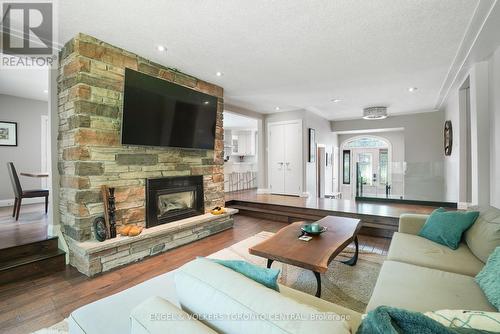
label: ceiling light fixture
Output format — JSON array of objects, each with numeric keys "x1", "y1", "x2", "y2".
[
  {"x1": 363, "y1": 106, "x2": 388, "y2": 120},
  {"x1": 157, "y1": 45, "x2": 166, "y2": 52},
  {"x1": 275, "y1": 106, "x2": 280, "y2": 111},
  {"x1": 43, "y1": 89, "x2": 48, "y2": 93},
  {"x1": 331, "y1": 99, "x2": 342, "y2": 103},
  {"x1": 215, "y1": 71, "x2": 223, "y2": 77},
  {"x1": 408, "y1": 87, "x2": 418, "y2": 92}
]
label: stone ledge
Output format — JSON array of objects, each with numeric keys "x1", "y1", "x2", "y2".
[
  {"x1": 71, "y1": 208, "x2": 238, "y2": 255},
  {"x1": 67, "y1": 208, "x2": 238, "y2": 276}
]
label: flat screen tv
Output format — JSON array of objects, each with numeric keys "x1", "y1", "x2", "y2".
[{"x1": 121, "y1": 68, "x2": 218, "y2": 150}]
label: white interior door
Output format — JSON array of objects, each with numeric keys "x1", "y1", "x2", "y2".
[
  {"x1": 283, "y1": 121, "x2": 302, "y2": 196},
  {"x1": 268, "y1": 123, "x2": 285, "y2": 194}
]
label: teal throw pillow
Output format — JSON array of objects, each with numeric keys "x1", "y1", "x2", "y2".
[
  {"x1": 475, "y1": 247, "x2": 500, "y2": 311},
  {"x1": 208, "y1": 258, "x2": 280, "y2": 291},
  {"x1": 418, "y1": 208, "x2": 479, "y2": 250}
]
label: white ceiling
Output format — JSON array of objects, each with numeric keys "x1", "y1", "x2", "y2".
[
  {"x1": 0, "y1": 60, "x2": 49, "y2": 101},
  {"x1": 53, "y1": 1, "x2": 480, "y2": 120},
  {"x1": 223, "y1": 111, "x2": 258, "y2": 130}
]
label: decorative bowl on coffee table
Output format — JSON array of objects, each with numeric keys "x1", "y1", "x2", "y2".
[{"x1": 301, "y1": 223, "x2": 327, "y2": 235}]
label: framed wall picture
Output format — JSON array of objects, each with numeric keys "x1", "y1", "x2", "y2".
[
  {"x1": 0, "y1": 121, "x2": 17, "y2": 146},
  {"x1": 308, "y1": 128, "x2": 316, "y2": 162}
]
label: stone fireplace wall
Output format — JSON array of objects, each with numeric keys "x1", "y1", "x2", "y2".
[{"x1": 57, "y1": 34, "x2": 225, "y2": 245}]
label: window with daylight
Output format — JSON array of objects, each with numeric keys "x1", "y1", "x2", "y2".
[
  {"x1": 343, "y1": 150, "x2": 350, "y2": 184},
  {"x1": 358, "y1": 153, "x2": 373, "y2": 186},
  {"x1": 344, "y1": 137, "x2": 388, "y2": 149},
  {"x1": 379, "y1": 149, "x2": 388, "y2": 185}
]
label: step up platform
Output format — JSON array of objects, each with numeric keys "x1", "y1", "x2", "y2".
[{"x1": 0, "y1": 236, "x2": 66, "y2": 284}]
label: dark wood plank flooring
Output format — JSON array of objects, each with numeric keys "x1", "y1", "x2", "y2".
[
  {"x1": 226, "y1": 190, "x2": 439, "y2": 218},
  {"x1": 0, "y1": 204, "x2": 49, "y2": 250},
  {"x1": 0, "y1": 215, "x2": 389, "y2": 334}
]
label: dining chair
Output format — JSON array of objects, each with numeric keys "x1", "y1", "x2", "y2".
[{"x1": 7, "y1": 162, "x2": 49, "y2": 221}]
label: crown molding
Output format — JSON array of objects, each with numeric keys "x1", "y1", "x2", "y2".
[{"x1": 435, "y1": 0, "x2": 498, "y2": 109}]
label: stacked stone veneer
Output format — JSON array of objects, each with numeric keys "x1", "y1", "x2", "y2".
[{"x1": 58, "y1": 34, "x2": 227, "y2": 275}]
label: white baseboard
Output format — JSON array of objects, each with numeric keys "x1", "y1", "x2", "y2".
[
  {"x1": 256, "y1": 188, "x2": 270, "y2": 194},
  {"x1": 300, "y1": 192, "x2": 310, "y2": 198},
  {"x1": 0, "y1": 197, "x2": 45, "y2": 207}
]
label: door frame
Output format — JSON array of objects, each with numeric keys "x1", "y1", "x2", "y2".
[
  {"x1": 266, "y1": 119, "x2": 303, "y2": 195},
  {"x1": 339, "y1": 135, "x2": 393, "y2": 199},
  {"x1": 41, "y1": 114, "x2": 50, "y2": 189}
]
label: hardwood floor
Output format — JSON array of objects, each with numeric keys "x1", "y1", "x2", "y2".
[
  {"x1": 0, "y1": 214, "x2": 389, "y2": 334},
  {"x1": 0, "y1": 204, "x2": 48, "y2": 250},
  {"x1": 226, "y1": 190, "x2": 439, "y2": 218}
]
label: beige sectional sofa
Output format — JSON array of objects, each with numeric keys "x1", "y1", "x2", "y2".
[
  {"x1": 367, "y1": 207, "x2": 500, "y2": 313},
  {"x1": 68, "y1": 206, "x2": 500, "y2": 333}
]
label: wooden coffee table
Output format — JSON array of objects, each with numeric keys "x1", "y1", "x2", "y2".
[{"x1": 249, "y1": 216, "x2": 362, "y2": 297}]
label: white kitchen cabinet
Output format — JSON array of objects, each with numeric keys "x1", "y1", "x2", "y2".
[{"x1": 231, "y1": 130, "x2": 255, "y2": 156}]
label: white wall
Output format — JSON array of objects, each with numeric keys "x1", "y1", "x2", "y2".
[
  {"x1": 265, "y1": 109, "x2": 338, "y2": 196},
  {"x1": 442, "y1": 54, "x2": 497, "y2": 207},
  {"x1": 0, "y1": 94, "x2": 48, "y2": 201},
  {"x1": 304, "y1": 111, "x2": 338, "y2": 197},
  {"x1": 332, "y1": 111, "x2": 445, "y2": 201},
  {"x1": 490, "y1": 47, "x2": 500, "y2": 208}
]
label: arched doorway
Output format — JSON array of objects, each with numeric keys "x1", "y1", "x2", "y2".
[{"x1": 340, "y1": 136, "x2": 393, "y2": 199}]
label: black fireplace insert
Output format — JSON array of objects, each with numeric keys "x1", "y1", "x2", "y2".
[{"x1": 146, "y1": 175, "x2": 204, "y2": 228}]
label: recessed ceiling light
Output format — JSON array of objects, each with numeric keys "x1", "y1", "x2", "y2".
[
  {"x1": 43, "y1": 89, "x2": 48, "y2": 93},
  {"x1": 157, "y1": 45, "x2": 166, "y2": 52},
  {"x1": 275, "y1": 106, "x2": 280, "y2": 111},
  {"x1": 215, "y1": 71, "x2": 223, "y2": 77},
  {"x1": 408, "y1": 87, "x2": 418, "y2": 92},
  {"x1": 331, "y1": 99, "x2": 342, "y2": 103}
]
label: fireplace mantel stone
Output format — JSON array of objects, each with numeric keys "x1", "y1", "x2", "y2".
[
  {"x1": 57, "y1": 33, "x2": 226, "y2": 275},
  {"x1": 68, "y1": 208, "x2": 238, "y2": 276}
]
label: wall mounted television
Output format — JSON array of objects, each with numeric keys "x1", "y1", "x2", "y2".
[{"x1": 121, "y1": 68, "x2": 218, "y2": 150}]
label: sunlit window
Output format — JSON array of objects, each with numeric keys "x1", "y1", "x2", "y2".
[
  {"x1": 379, "y1": 149, "x2": 388, "y2": 185},
  {"x1": 345, "y1": 137, "x2": 388, "y2": 149},
  {"x1": 358, "y1": 153, "x2": 372, "y2": 186}
]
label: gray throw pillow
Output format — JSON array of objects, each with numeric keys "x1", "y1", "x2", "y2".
[{"x1": 465, "y1": 206, "x2": 500, "y2": 263}]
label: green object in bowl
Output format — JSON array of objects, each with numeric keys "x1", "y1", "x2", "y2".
[{"x1": 301, "y1": 223, "x2": 327, "y2": 235}]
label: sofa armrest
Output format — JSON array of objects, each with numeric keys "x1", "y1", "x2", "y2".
[
  {"x1": 130, "y1": 296, "x2": 217, "y2": 334},
  {"x1": 398, "y1": 214, "x2": 429, "y2": 235}
]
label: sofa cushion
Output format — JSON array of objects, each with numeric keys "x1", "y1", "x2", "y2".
[
  {"x1": 209, "y1": 258, "x2": 280, "y2": 291},
  {"x1": 424, "y1": 309, "x2": 500, "y2": 331},
  {"x1": 387, "y1": 232, "x2": 484, "y2": 276},
  {"x1": 279, "y1": 284, "x2": 363, "y2": 332},
  {"x1": 69, "y1": 272, "x2": 178, "y2": 334},
  {"x1": 175, "y1": 258, "x2": 351, "y2": 334},
  {"x1": 475, "y1": 247, "x2": 500, "y2": 311},
  {"x1": 465, "y1": 206, "x2": 500, "y2": 263},
  {"x1": 130, "y1": 296, "x2": 217, "y2": 334},
  {"x1": 418, "y1": 208, "x2": 479, "y2": 250},
  {"x1": 366, "y1": 261, "x2": 496, "y2": 313}
]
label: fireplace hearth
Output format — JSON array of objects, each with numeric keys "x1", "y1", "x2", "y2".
[{"x1": 146, "y1": 176, "x2": 204, "y2": 228}]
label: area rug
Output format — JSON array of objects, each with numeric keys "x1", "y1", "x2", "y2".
[
  {"x1": 208, "y1": 231, "x2": 385, "y2": 313},
  {"x1": 32, "y1": 319, "x2": 68, "y2": 334}
]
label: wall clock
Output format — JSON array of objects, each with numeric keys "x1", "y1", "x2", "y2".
[{"x1": 444, "y1": 120, "x2": 453, "y2": 156}]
